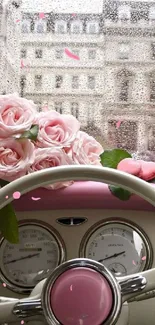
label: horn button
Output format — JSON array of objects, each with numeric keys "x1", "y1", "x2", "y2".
[{"x1": 49, "y1": 267, "x2": 114, "y2": 325}]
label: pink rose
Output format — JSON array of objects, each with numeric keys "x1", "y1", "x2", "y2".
[
  {"x1": 0, "y1": 93, "x2": 37, "y2": 138},
  {"x1": 0, "y1": 138, "x2": 35, "y2": 182},
  {"x1": 29, "y1": 147, "x2": 74, "y2": 189},
  {"x1": 35, "y1": 111, "x2": 80, "y2": 148},
  {"x1": 117, "y1": 158, "x2": 155, "y2": 181},
  {"x1": 67, "y1": 131, "x2": 103, "y2": 165}
]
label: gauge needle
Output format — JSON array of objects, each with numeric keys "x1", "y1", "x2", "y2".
[
  {"x1": 4, "y1": 253, "x2": 40, "y2": 264},
  {"x1": 98, "y1": 251, "x2": 125, "y2": 263}
]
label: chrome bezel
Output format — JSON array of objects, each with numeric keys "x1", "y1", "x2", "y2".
[
  {"x1": 79, "y1": 218, "x2": 153, "y2": 274},
  {"x1": 42, "y1": 258, "x2": 122, "y2": 325},
  {"x1": 0, "y1": 219, "x2": 66, "y2": 294}
]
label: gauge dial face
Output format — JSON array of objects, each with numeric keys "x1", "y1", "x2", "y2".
[
  {"x1": 82, "y1": 222, "x2": 151, "y2": 276},
  {"x1": 0, "y1": 223, "x2": 64, "y2": 291}
]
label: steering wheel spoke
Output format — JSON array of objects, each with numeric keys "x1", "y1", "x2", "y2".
[{"x1": 118, "y1": 268, "x2": 155, "y2": 303}]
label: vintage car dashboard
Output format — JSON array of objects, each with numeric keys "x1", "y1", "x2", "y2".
[{"x1": 0, "y1": 181, "x2": 155, "y2": 325}]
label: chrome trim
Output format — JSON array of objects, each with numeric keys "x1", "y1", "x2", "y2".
[
  {"x1": 41, "y1": 258, "x2": 122, "y2": 325},
  {"x1": 79, "y1": 219, "x2": 153, "y2": 274},
  {"x1": 118, "y1": 274, "x2": 147, "y2": 296},
  {"x1": 56, "y1": 217, "x2": 88, "y2": 226},
  {"x1": 0, "y1": 219, "x2": 66, "y2": 294},
  {"x1": 117, "y1": 273, "x2": 148, "y2": 303},
  {"x1": 13, "y1": 298, "x2": 44, "y2": 321}
]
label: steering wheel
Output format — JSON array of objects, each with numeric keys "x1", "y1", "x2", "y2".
[{"x1": 0, "y1": 165, "x2": 155, "y2": 325}]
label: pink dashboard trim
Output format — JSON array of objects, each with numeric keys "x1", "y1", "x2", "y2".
[{"x1": 13, "y1": 181, "x2": 155, "y2": 211}]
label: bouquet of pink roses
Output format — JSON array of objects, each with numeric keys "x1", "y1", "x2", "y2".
[
  {"x1": 0, "y1": 93, "x2": 103, "y2": 190},
  {"x1": 0, "y1": 93, "x2": 155, "y2": 243}
]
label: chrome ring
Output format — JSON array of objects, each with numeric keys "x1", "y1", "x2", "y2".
[
  {"x1": 79, "y1": 218, "x2": 153, "y2": 275},
  {"x1": 0, "y1": 220, "x2": 66, "y2": 294},
  {"x1": 41, "y1": 258, "x2": 122, "y2": 325}
]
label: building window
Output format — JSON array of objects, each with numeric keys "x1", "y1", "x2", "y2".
[
  {"x1": 131, "y1": 9, "x2": 148, "y2": 23},
  {"x1": 151, "y1": 43, "x2": 155, "y2": 59},
  {"x1": 35, "y1": 75, "x2": 42, "y2": 90},
  {"x1": 55, "y1": 76, "x2": 63, "y2": 88},
  {"x1": 21, "y1": 21, "x2": 30, "y2": 33},
  {"x1": 118, "y1": 42, "x2": 130, "y2": 59},
  {"x1": 71, "y1": 102, "x2": 79, "y2": 118},
  {"x1": 150, "y1": 78, "x2": 155, "y2": 102},
  {"x1": 55, "y1": 49, "x2": 63, "y2": 59},
  {"x1": 86, "y1": 22, "x2": 99, "y2": 34},
  {"x1": 108, "y1": 120, "x2": 137, "y2": 151},
  {"x1": 35, "y1": 21, "x2": 46, "y2": 33},
  {"x1": 88, "y1": 49, "x2": 96, "y2": 60},
  {"x1": 35, "y1": 49, "x2": 43, "y2": 58},
  {"x1": 148, "y1": 125, "x2": 155, "y2": 151},
  {"x1": 149, "y1": 7, "x2": 155, "y2": 21},
  {"x1": 72, "y1": 76, "x2": 79, "y2": 89},
  {"x1": 35, "y1": 101, "x2": 42, "y2": 112},
  {"x1": 72, "y1": 49, "x2": 80, "y2": 57},
  {"x1": 55, "y1": 102, "x2": 62, "y2": 113},
  {"x1": 105, "y1": 2, "x2": 118, "y2": 22},
  {"x1": 21, "y1": 49, "x2": 27, "y2": 58},
  {"x1": 55, "y1": 21, "x2": 67, "y2": 33},
  {"x1": 20, "y1": 76, "x2": 26, "y2": 97},
  {"x1": 117, "y1": 70, "x2": 132, "y2": 102},
  {"x1": 88, "y1": 76, "x2": 95, "y2": 90},
  {"x1": 118, "y1": 6, "x2": 131, "y2": 21},
  {"x1": 71, "y1": 21, "x2": 83, "y2": 34},
  {"x1": 119, "y1": 80, "x2": 129, "y2": 101}
]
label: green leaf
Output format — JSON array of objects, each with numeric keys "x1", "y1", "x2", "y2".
[
  {"x1": 0, "y1": 179, "x2": 10, "y2": 187},
  {"x1": 20, "y1": 124, "x2": 39, "y2": 141},
  {"x1": 109, "y1": 185, "x2": 132, "y2": 201},
  {"x1": 0, "y1": 204, "x2": 19, "y2": 243},
  {"x1": 100, "y1": 149, "x2": 132, "y2": 169},
  {"x1": 149, "y1": 178, "x2": 155, "y2": 184}
]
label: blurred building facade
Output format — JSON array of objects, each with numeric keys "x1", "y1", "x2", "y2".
[
  {"x1": 1, "y1": 0, "x2": 155, "y2": 153},
  {"x1": 0, "y1": 0, "x2": 21, "y2": 95}
]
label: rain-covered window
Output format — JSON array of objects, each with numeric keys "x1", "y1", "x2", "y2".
[
  {"x1": 72, "y1": 76, "x2": 79, "y2": 89},
  {"x1": 118, "y1": 5, "x2": 131, "y2": 21},
  {"x1": 150, "y1": 73, "x2": 155, "y2": 102},
  {"x1": 55, "y1": 49, "x2": 63, "y2": 59},
  {"x1": 21, "y1": 49, "x2": 27, "y2": 58},
  {"x1": 118, "y1": 42, "x2": 130, "y2": 60},
  {"x1": 55, "y1": 20, "x2": 67, "y2": 33},
  {"x1": 71, "y1": 21, "x2": 83, "y2": 34},
  {"x1": 55, "y1": 102, "x2": 63, "y2": 114},
  {"x1": 1, "y1": 0, "x2": 155, "y2": 157},
  {"x1": 35, "y1": 21, "x2": 46, "y2": 33},
  {"x1": 34, "y1": 75, "x2": 42, "y2": 90},
  {"x1": 21, "y1": 20, "x2": 30, "y2": 33},
  {"x1": 55, "y1": 75, "x2": 63, "y2": 88},
  {"x1": 117, "y1": 70, "x2": 132, "y2": 102},
  {"x1": 88, "y1": 76, "x2": 95, "y2": 89},
  {"x1": 86, "y1": 21, "x2": 99, "y2": 34},
  {"x1": 88, "y1": 49, "x2": 96, "y2": 60},
  {"x1": 149, "y1": 6, "x2": 155, "y2": 21},
  {"x1": 148, "y1": 125, "x2": 155, "y2": 151},
  {"x1": 71, "y1": 102, "x2": 79, "y2": 118},
  {"x1": 151, "y1": 43, "x2": 155, "y2": 59},
  {"x1": 35, "y1": 49, "x2": 42, "y2": 58}
]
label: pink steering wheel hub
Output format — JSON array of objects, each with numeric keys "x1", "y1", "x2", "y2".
[{"x1": 50, "y1": 267, "x2": 113, "y2": 325}]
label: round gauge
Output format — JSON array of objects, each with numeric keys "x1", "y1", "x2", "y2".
[
  {"x1": 0, "y1": 221, "x2": 65, "y2": 293},
  {"x1": 80, "y1": 220, "x2": 152, "y2": 276}
]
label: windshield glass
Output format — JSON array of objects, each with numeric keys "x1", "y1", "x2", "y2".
[{"x1": 1, "y1": 0, "x2": 155, "y2": 160}]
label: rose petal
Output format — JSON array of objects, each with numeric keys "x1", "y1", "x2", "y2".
[{"x1": 117, "y1": 158, "x2": 141, "y2": 176}]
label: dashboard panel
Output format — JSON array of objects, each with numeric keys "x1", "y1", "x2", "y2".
[{"x1": 0, "y1": 208, "x2": 155, "y2": 325}]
